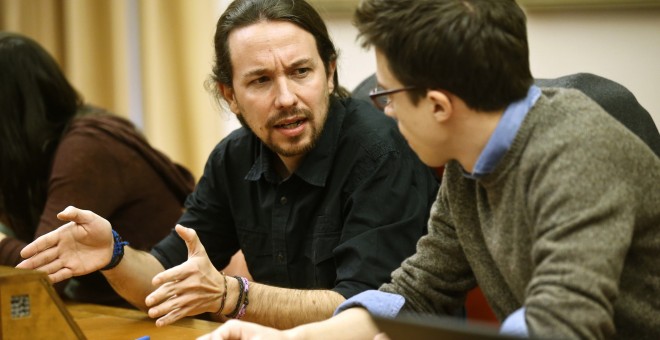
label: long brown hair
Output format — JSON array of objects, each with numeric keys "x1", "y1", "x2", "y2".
[{"x1": 0, "y1": 32, "x2": 83, "y2": 240}]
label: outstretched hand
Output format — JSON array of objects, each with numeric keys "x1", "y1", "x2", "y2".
[
  {"x1": 197, "y1": 320, "x2": 291, "y2": 340},
  {"x1": 16, "y1": 206, "x2": 115, "y2": 283},
  {"x1": 145, "y1": 225, "x2": 226, "y2": 327}
]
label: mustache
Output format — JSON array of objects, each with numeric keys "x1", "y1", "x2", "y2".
[{"x1": 267, "y1": 107, "x2": 313, "y2": 127}]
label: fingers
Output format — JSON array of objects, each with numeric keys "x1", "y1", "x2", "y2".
[
  {"x1": 197, "y1": 320, "x2": 243, "y2": 340},
  {"x1": 149, "y1": 285, "x2": 195, "y2": 326},
  {"x1": 151, "y1": 260, "x2": 189, "y2": 288},
  {"x1": 198, "y1": 320, "x2": 281, "y2": 340},
  {"x1": 146, "y1": 280, "x2": 179, "y2": 309},
  {"x1": 155, "y1": 306, "x2": 185, "y2": 327},
  {"x1": 19, "y1": 222, "x2": 73, "y2": 259},
  {"x1": 17, "y1": 251, "x2": 74, "y2": 284}
]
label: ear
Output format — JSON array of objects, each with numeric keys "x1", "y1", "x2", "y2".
[
  {"x1": 326, "y1": 60, "x2": 337, "y2": 93},
  {"x1": 219, "y1": 83, "x2": 240, "y2": 114},
  {"x1": 427, "y1": 90, "x2": 452, "y2": 123}
]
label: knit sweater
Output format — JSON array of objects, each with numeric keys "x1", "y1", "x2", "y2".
[{"x1": 381, "y1": 88, "x2": 660, "y2": 339}]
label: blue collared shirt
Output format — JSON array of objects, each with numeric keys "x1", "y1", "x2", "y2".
[
  {"x1": 334, "y1": 86, "x2": 542, "y2": 337},
  {"x1": 468, "y1": 85, "x2": 541, "y2": 178}
]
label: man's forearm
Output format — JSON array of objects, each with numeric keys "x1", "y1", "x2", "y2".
[
  {"x1": 101, "y1": 247, "x2": 165, "y2": 310},
  {"x1": 217, "y1": 278, "x2": 346, "y2": 329}
]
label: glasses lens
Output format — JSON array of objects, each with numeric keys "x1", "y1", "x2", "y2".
[
  {"x1": 370, "y1": 87, "x2": 389, "y2": 110},
  {"x1": 374, "y1": 95, "x2": 389, "y2": 109}
]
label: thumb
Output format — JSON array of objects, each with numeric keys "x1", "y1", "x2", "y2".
[
  {"x1": 175, "y1": 225, "x2": 205, "y2": 257},
  {"x1": 57, "y1": 205, "x2": 81, "y2": 222},
  {"x1": 57, "y1": 205, "x2": 94, "y2": 225}
]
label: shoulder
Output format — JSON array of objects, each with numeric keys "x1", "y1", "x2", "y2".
[
  {"x1": 205, "y1": 126, "x2": 257, "y2": 170},
  {"x1": 516, "y1": 89, "x2": 657, "y2": 174},
  {"x1": 536, "y1": 74, "x2": 660, "y2": 157},
  {"x1": 335, "y1": 97, "x2": 408, "y2": 161}
]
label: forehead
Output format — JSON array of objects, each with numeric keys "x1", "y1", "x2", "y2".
[{"x1": 228, "y1": 21, "x2": 319, "y2": 74}]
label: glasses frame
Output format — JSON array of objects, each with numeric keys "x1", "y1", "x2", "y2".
[{"x1": 369, "y1": 86, "x2": 417, "y2": 110}]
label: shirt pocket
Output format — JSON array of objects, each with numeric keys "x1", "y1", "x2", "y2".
[
  {"x1": 305, "y1": 215, "x2": 341, "y2": 287},
  {"x1": 235, "y1": 225, "x2": 272, "y2": 267}
]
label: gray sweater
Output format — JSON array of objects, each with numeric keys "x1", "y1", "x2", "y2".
[{"x1": 381, "y1": 88, "x2": 660, "y2": 339}]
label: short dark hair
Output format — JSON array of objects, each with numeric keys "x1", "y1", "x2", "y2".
[
  {"x1": 0, "y1": 31, "x2": 82, "y2": 237},
  {"x1": 354, "y1": 0, "x2": 533, "y2": 111},
  {"x1": 211, "y1": 0, "x2": 347, "y2": 98}
]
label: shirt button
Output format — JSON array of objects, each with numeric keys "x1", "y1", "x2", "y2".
[
  {"x1": 280, "y1": 196, "x2": 287, "y2": 205},
  {"x1": 277, "y1": 252, "x2": 285, "y2": 263}
]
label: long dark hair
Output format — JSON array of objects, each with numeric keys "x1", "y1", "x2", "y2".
[{"x1": 0, "y1": 32, "x2": 82, "y2": 240}]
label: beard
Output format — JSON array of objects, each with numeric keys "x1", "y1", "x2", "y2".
[{"x1": 237, "y1": 105, "x2": 328, "y2": 158}]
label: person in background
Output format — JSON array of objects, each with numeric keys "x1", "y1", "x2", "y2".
[
  {"x1": 197, "y1": 0, "x2": 660, "y2": 338},
  {"x1": 0, "y1": 31, "x2": 195, "y2": 306},
  {"x1": 17, "y1": 0, "x2": 438, "y2": 329}
]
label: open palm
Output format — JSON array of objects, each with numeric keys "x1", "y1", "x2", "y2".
[{"x1": 17, "y1": 206, "x2": 115, "y2": 283}]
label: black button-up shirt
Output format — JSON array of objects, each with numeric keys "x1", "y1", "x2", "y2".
[{"x1": 152, "y1": 97, "x2": 439, "y2": 298}]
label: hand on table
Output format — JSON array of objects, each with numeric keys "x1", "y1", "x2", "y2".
[
  {"x1": 16, "y1": 206, "x2": 114, "y2": 282},
  {"x1": 146, "y1": 225, "x2": 227, "y2": 327},
  {"x1": 197, "y1": 319, "x2": 291, "y2": 340}
]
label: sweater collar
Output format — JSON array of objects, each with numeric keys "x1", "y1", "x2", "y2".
[{"x1": 465, "y1": 85, "x2": 541, "y2": 179}]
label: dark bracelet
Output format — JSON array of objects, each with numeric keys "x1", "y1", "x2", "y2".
[
  {"x1": 100, "y1": 229, "x2": 129, "y2": 271},
  {"x1": 214, "y1": 271, "x2": 228, "y2": 317},
  {"x1": 225, "y1": 276, "x2": 247, "y2": 319},
  {"x1": 235, "y1": 276, "x2": 249, "y2": 319}
]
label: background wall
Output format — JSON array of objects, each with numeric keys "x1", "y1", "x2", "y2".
[{"x1": 323, "y1": 7, "x2": 660, "y2": 130}]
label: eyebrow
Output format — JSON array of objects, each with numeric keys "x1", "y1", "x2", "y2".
[{"x1": 240, "y1": 57, "x2": 315, "y2": 80}]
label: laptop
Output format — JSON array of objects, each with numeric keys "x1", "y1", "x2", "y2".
[{"x1": 372, "y1": 313, "x2": 521, "y2": 340}]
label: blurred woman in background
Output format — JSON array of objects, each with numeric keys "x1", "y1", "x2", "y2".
[{"x1": 0, "y1": 31, "x2": 195, "y2": 306}]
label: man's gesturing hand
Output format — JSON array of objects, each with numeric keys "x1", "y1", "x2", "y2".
[
  {"x1": 145, "y1": 225, "x2": 226, "y2": 327},
  {"x1": 17, "y1": 206, "x2": 115, "y2": 283}
]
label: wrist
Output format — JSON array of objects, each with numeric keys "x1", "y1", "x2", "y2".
[
  {"x1": 225, "y1": 276, "x2": 249, "y2": 319},
  {"x1": 100, "y1": 229, "x2": 129, "y2": 271}
]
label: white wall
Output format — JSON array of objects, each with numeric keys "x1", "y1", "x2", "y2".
[
  {"x1": 323, "y1": 8, "x2": 660, "y2": 130},
  {"x1": 527, "y1": 8, "x2": 660, "y2": 129}
]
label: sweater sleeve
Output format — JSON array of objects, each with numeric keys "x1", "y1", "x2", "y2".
[{"x1": 379, "y1": 182, "x2": 475, "y2": 316}]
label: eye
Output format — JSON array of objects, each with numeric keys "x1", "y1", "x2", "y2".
[
  {"x1": 250, "y1": 76, "x2": 270, "y2": 85},
  {"x1": 293, "y1": 68, "x2": 310, "y2": 77}
]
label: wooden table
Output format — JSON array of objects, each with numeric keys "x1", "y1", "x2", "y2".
[{"x1": 68, "y1": 303, "x2": 220, "y2": 339}]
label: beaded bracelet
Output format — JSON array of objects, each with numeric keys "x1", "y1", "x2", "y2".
[
  {"x1": 235, "y1": 276, "x2": 249, "y2": 319},
  {"x1": 214, "y1": 272, "x2": 228, "y2": 316},
  {"x1": 100, "y1": 229, "x2": 129, "y2": 271},
  {"x1": 225, "y1": 276, "x2": 249, "y2": 319}
]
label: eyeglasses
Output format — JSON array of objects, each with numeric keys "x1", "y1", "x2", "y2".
[{"x1": 369, "y1": 86, "x2": 417, "y2": 110}]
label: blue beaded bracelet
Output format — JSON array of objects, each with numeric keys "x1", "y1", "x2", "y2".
[{"x1": 100, "y1": 229, "x2": 129, "y2": 271}]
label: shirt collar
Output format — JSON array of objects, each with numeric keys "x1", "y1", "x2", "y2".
[
  {"x1": 245, "y1": 97, "x2": 344, "y2": 186},
  {"x1": 466, "y1": 85, "x2": 541, "y2": 179}
]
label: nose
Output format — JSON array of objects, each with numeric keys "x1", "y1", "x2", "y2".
[{"x1": 274, "y1": 78, "x2": 298, "y2": 109}]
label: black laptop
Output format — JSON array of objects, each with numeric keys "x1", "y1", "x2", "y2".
[{"x1": 372, "y1": 313, "x2": 522, "y2": 340}]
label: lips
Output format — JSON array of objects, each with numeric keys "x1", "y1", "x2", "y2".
[
  {"x1": 274, "y1": 117, "x2": 307, "y2": 129},
  {"x1": 275, "y1": 119, "x2": 305, "y2": 129},
  {"x1": 271, "y1": 115, "x2": 307, "y2": 138}
]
